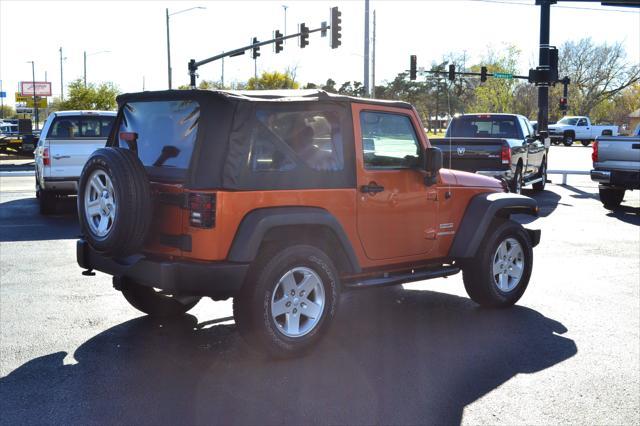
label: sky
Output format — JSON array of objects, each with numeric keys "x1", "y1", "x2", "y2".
[{"x1": 0, "y1": 0, "x2": 638, "y2": 107}]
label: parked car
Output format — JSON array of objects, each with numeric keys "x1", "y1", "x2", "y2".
[
  {"x1": 590, "y1": 124, "x2": 640, "y2": 209},
  {"x1": 34, "y1": 110, "x2": 116, "y2": 214},
  {"x1": 431, "y1": 113, "x2": 548, "y2": 193},
  {"x1": 548, "y1": 116, "x2": 618, "y2": 147},
  {"x1": 76, "y1": 89, "x2": 541, "y2": 357}
]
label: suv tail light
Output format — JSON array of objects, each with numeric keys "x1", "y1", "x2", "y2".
[
  {"x1": 592, "y1": 141, "x2": 598, "y2": 163},
  {"x1": 501, "y1": 143, "x2": 511, "y2": 165},
  {"x1": 43, "y1": 147, "x2": 50, "y2": 166},
  {"x1": 189, "y1": 192, "x2": 216, "y2": 228}
]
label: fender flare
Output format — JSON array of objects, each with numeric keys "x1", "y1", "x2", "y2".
[
  {"x1": 227, "y1": 206, "x2": 361, "y2": 273},
  {"x1": 449, "y1": 192, "x2": 539, "y2": 259}
]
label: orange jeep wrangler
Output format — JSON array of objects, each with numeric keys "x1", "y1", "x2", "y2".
[{"x1": 76, "y1": 89, "x2": 540, "y2": 357}]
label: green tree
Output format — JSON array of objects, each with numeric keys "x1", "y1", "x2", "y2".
[
  {"x1": 469, "y1": 45, "x2": 521, "y2": 113},
  {"x1": 0, "y1": 105, "x2": 16, "y2": 119},
  {"x1": 246, "y1": 70, "x2": 299, "y2": 90},
  {"x1": 55, "y1": 79, "x2": 119, "y2": 111}
]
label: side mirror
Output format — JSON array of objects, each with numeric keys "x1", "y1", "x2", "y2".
[{"x1": 423, "y1": 147, "x2": 443, "y2": 186}]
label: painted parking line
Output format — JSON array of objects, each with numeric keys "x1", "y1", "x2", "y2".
[{"x1": 0, "y1": 171, "x2": 35, "y2": 177}]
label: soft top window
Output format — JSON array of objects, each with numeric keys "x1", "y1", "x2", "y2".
[
  {"x1": 446, "y1": 116, "x2": 521, "y2": 139},
  {"x1": 118, "y1": 100, "x2": 200, "y2": 181},
  {"x1": 47, "y1": 115, "x2": 114, "y2": 139}
]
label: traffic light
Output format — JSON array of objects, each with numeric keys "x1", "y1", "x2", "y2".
[
  {"x1": 448, "y1": 64, "x2": 455, "y2": 81},
  {"x1": 480, "y1": 66, "x2": 488, "y2": 82},
  {"x1": 331, "y1": 7, "x2": 342, "y2": 49},
  {"x1": 299, "y1": 23, "x2": 309, "y2": 48},
  {"x1": 549, "y1": 46, "x2": 559, "y2": 82},
  {"x1": 410, "y1": 55, "x2": 417, "y2": 80},
  {"x1": 274, "y1": 30, "x2": 283, "y2": 53},
  {"x1": 559, "y1": 97, "x2": 568, "y2": 111},
  {"x1": 252, "y1": 37, "x2": 260, "y2": 59}
]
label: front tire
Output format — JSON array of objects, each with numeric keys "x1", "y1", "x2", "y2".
[
  {"x1": 599, "y1": 186, "x2": 624, "y2": 209},
  {"x1": 510, "y1": 164, "x2": 523, "y2": 194},
  {"x1": 119, "y1": 278, "x2": 201, "y2": 317},
  {"x1": 462, "y1": 220, "x2": 533, "y2": 308},
  {"x1": 563, "y1": 134, "x2": 574, "y2": 146},
  {"x1": 233, "y1": 245, "x2": 340, "y2": 358}
]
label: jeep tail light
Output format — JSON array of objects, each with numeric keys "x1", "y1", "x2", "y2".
[
  {"x1": 43, "y1": 147, "x2": 50, "y2": 166},
  {"x1": 189, "y1": 192, "x2": 216, "y2": 228},
  {"x1": 501, "y1": 143, "x2": 511, "y2": 165},
  {"x1": 592, "y1": 141, "x2": 598, "y2": 163}
]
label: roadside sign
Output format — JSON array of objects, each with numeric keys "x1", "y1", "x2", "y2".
[
  {"x1": 20, "y1": 81, "x2": 52, "y2": 97},
  {"x1": 493, "y1": 72, "x2": 513, "y2": 79},
  {"x1": 15, "y1": 92, "x2": 47, "y2": 108},
  {"x1": 0, "y1": 91, "x2": 6, "y2": 98}
]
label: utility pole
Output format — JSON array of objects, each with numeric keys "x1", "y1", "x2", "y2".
[
  {"x1": 363, "y1": 0, "x2": 370, "y2": 96},
  {"x1": 59, "y1": 47, "x2": 65, "y2": 100},
  {"x1": 83, "y1": 51, "x2": 87, "y2": 87},
  {"x1": 166, "y1": 8, "x2": 172, "y2": 89},
  {"x1": 371, "y1": 10, "x2": 376, "y2": 98},
  {"x1": 282, "y1": 5, "x2": 288, "y2": 42},
  {"x1": 27, "y1": 61, "x2": 39, "y2": 130},
  {"x1": 221, "y1": 55, "x2": 225, "y2": 87}
]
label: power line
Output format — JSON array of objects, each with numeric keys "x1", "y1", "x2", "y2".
[{"x1": 469, "y1": 0, "x2": 640, "y2": 13}]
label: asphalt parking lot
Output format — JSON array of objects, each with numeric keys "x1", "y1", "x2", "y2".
[{"x1": 0, "y1": 145, "x2": 638, "y2": 425}]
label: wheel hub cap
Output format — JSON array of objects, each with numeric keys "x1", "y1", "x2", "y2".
[
  {"x1": 492, "y1": 238, "x2": 524, "y2": 293},
  {"x1": 84, "y1": 170, "x2": 116, "y2": 238},
  {"x1": 270, "y1": 267, "x2": 326, "y2": 338}
]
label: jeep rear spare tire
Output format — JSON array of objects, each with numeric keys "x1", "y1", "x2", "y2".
[{"x1": 78, "y1": 147, "x2": 152, "y2": 256}]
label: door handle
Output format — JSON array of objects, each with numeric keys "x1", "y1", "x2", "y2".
[
  {"x1": 360, "y1": 183, "x2": 385, "y2": 194},
  {"x1": 53, "y1": 155, "x2": 70, "y2": 160}
]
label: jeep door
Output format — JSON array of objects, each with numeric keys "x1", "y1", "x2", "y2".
[{"x1": 353, "y1": 105, "x2": 437, "y2": 260}]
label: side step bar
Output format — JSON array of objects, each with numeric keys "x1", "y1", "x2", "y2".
[{"x1": 344, "y1": 266, "x2": 460, "y2": 290}]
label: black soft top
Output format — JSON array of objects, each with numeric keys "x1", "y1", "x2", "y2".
[{"x1": 116, "y1": 89, "x2": 413, "y2": 110}]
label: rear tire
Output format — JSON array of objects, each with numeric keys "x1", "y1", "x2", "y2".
[
  {"x1": 599, "y1": 186, "x2": 624, "y2": 209},
  {"x1": 581, "y1": 140, "x2": 591, "y2": 147},
  {"x1": 462, "y1": 220, "x2": 533, "y2": 308},
  {"x1": 119, "y1": 278, "x2": 201, "y2": 318},
  {"x1": 233, "y1": 245, "x2": 340, "y2": 358},
  {"x1": 39, "y1": 190, "x2": 56, "y2": 215},
  {"x1": 510, "y1": 164, "x2": 523, "y2": 194}
]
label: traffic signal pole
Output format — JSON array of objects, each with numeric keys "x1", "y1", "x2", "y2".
[{"x1": 536, "y1": 0, "x2": 555, "y2": 142}]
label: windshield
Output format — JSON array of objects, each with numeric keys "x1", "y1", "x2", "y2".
[
  {"x1": 446, "y1": 115, "x2": 521, "y2": 138},
  {"x1": 118, "y1": 100, "x2": 200, "y2": 182},
  {"x1": 557, "y1": 117, "x2": 579, "y2": 125}
]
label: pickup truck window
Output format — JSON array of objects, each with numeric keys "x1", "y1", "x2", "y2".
[
  {"x1": 557, "y1": 117, "x2": 579, "y2": 125},
  {"x1": 577, "y1": 118, "x2": 588, "y2": 126},
  {"x1": 360, "y1": 111, "x2": 420, "y2": 169},
  {"x1": 47, "y1": 116, "x2": 115, "y2": 139},
  {"x1": 446, "y1": 115, "x2": 521, "y2": 139}
]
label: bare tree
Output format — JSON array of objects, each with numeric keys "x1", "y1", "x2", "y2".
[{"x1": 559, "y1": 38, "x2": 640, "y2": 117}]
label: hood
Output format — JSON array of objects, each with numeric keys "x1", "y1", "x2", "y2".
[{"x1": 447, "y1": 169, "x2": 505, "y2": 190}]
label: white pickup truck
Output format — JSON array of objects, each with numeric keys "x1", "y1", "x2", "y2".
[
  {"x1": 548, "y1": 116, "x2": 618, "y2": 147},
  {"x1": 35, "y1": 110, "x2": 116, "y2": 214},
  {"x1": 591, "y1": 124, "x2": 640, "y2": 209}
]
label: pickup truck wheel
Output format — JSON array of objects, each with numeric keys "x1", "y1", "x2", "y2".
[
  {"x1": 581, "y1": 140, "x2": 591, "y2": 147},
  {"x1": 233, "y1": 245, "x2": 339, "y2": 358},
  {"x1": 510, "y1": 165, "x2": 523, "y2": 194},
  {"x1": 462, "y1": 220, "x2": 533, "y2": 308},
  {"x1": 119, "y1": 278, "x2": 201, "y2": 318},
  {"x1": 563, "y1": 134, "x2": 574, "y2": 146},
  {"x1": 38, "y1": 190, "x2": 56, "y2": 215},
  {"x1": 599, "y1": 186, "x2": 625, "y2": 209},
  {"x1": 532, "y1": 160, "x2": 547, "y2": 191},
  {"x1": 78, "y1": 147, "x2": 152, "y2": 256}
]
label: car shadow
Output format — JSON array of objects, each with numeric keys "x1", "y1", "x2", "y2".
[
  {"x1": 606, "y1": 204, "x2": 640, "y2": 226},
  {"x1": 0, "y1": 288, "x2": 577, "y2": 425},
  {"x1": 515, "y1": 188, "x2": 561, "y2": 225},
  {"x1": 0, "y1": 197, "x2": 79, "y2": 242}
]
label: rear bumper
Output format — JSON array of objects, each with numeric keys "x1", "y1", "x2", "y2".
[
  {"x1": 43, "y1": 177, "x2": 79, "y2": 193},
  {"x1": 591, "y1": 169, "x2": 640, "y2": 189},
  {"x1": 77, "y1": 239, "x2": 249, "y2": 299}
]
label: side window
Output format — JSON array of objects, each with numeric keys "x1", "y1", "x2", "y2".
[
  {"x1": 248, "y1": 109, "x2": 344, "y2": 172},
  {"x1": 360, "y1": 111, "x2": 420, "y2": 169},
  {"x1": 519, "y1": 117, "x2": 531, "y2": 138},
  {"x1": 577, "y1": 118, "x2": 587, "y2": 126},
  {"x1": 48, "y1": 117, "x2": 80, "y2": 138}
]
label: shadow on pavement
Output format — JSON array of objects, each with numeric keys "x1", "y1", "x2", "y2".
[
  {"x1": 0, "y1": 197, "x2": 79, "y2": 242},
  {"x1": 607, "y1": 204, "x2": 640, "y2": 226},
  {"x1": 0, "y1": 288, "x2": 577, "y2": 425},
  {"x1": 562, "y1": 184, "x2": 598, "y2": 201},
  {"x1": 515, "y1": 188, "x2": 561, "y2": 225}
]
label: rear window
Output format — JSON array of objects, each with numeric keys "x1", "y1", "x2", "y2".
[
  {"x1": 47, "y1": 115, "x2": 114, "y2": 139},
  {"x1": 446, "y1": 115, "x2": 521, "y2": 139},
  {"x1": 118, "y1": 100, "x2": 200, "y2": 181}
]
